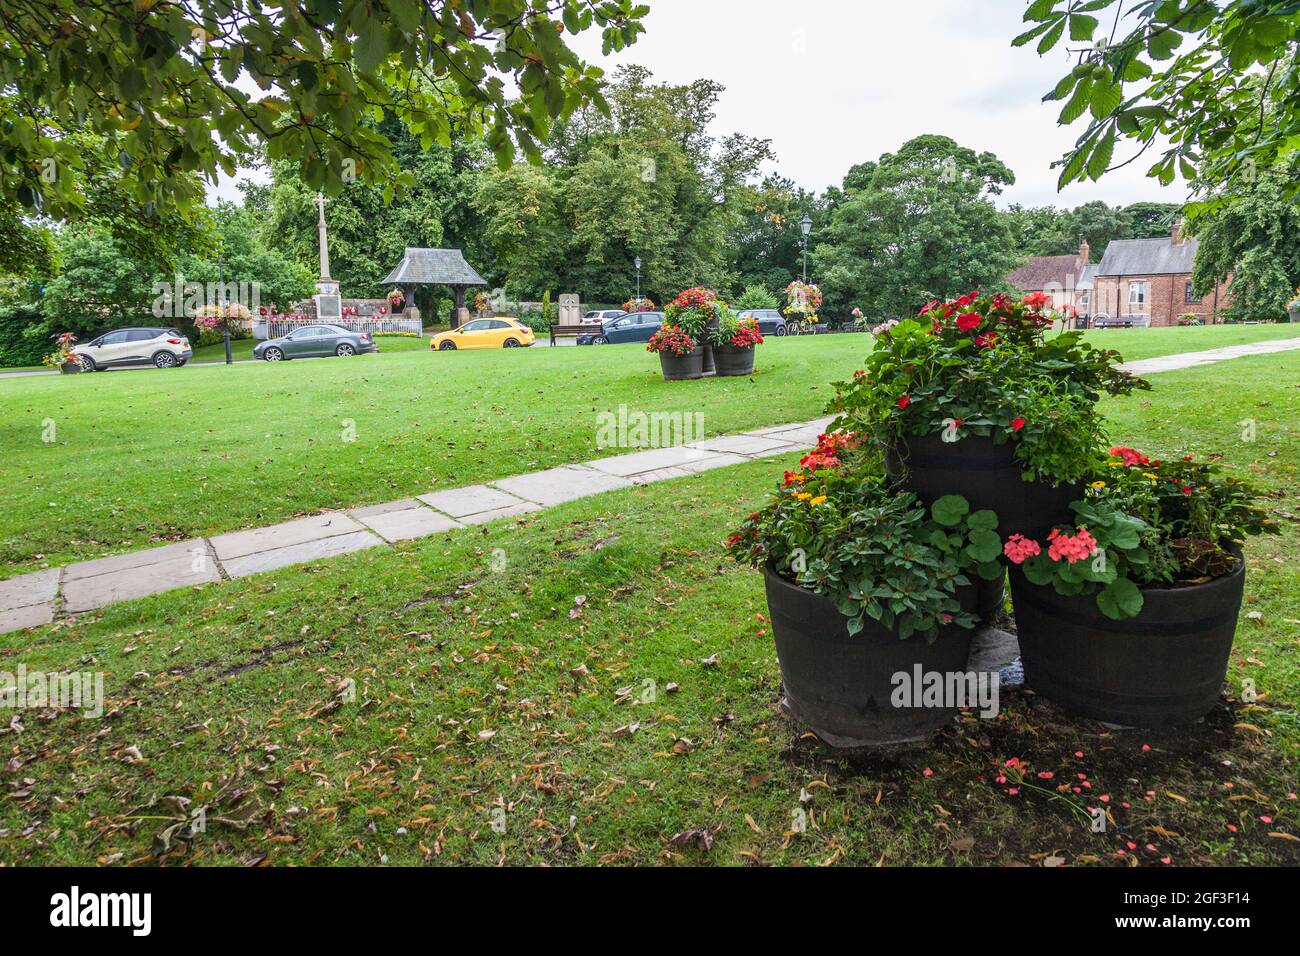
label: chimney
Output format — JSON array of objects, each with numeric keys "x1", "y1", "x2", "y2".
[
  {"x1": 1171, "y1": 219, "x2": 1185, "y2": 245},
  {"x1": 1079, "y1": 238, "x2": 1090, "y2": 263}
]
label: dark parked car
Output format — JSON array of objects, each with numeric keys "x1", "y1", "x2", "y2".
[
  {"x1": 737, "y1": 309, "x2": 789, "y2": 336},
  {"x1": 253, "y1": 324, "x2": 379, "y2": 362},
  {"x1": 577, "y1": 311, "x2": 664, "y2": 345}
]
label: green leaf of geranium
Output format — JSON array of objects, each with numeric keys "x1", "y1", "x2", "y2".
[
  {"x1": 1097, "y1": 578, "x2": 1143, "y2": 620},
  {"x1": 967, "y1": 510, "x2": 1000, "y2": 532},
  {"x1": 932, "y1": 495, "x2": 970, "y2": 527},
  {"x1": 965, "y1": 529, "x2": 1003, "y2": 563},
  {"x1": 1022, "y1": 556, "x2": 1054, "y2": 586},
  {"x1": 977, "y1": 561, "x2": 1005, "y2": 582}
]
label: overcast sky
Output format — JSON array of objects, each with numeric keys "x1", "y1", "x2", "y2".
[{"x1": 214, "y1": 0, "x2": 1188, "y2": 210}]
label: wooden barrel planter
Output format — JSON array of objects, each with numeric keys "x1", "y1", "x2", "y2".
[
  {"x1": 1008, "y1": 553, "x2": 1246, "y2": 726},
  {"x1": 60, "y1": 359, "x2": 82, "y2": 375},
  {"x1": 886, "y1": 433, "x2": 1078, "y2": 540},
  {"x1": 658, "y1": 347, "x2": 706, "y2": 381},
  {"x1": 764, "y1": 563, "x2": 977, "y2": 748},
  {"x1": 713, "y1": 344, "x2": 756, "y2": 377}
]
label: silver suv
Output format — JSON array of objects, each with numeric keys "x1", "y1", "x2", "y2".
[{"x1": 73, "y1": 328, "x2": 193, "y2": 371}]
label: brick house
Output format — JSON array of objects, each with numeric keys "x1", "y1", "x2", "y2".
[
  {"x1": 1091, "y1": 222, "x2": 1231, "y2": 326},
  {"x1": 1006, "y1": 240, "x2": 1094, "y2": 315}
]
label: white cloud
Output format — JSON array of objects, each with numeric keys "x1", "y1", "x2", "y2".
[{"x1": 570, "y1": 0, "x2": 1189, "y2": 209}]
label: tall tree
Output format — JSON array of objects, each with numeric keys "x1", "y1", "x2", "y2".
[
  {"x1": 0, "y1": 1, "x2": 646, "y2": 227},
  {"x1": 1190, "y1": 169, "x2": 1300, "y2": 322},
  {"x1": 1016, "y1": 0, "x2": 1298, "y2": 210},
  {"x1": 813, "y1": 135, "x2": 1018, "y2": 321},
  {"x1": 478, "y1": 66, "x2": 772, "y2": 304}
]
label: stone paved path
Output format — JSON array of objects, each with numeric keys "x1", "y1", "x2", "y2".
[
  {"x1": 0, "y1": 417, "x2": 833, "y2": 635},
  {"x1": 2, "y1": 336, "x2": 1298, "y2": 635}
]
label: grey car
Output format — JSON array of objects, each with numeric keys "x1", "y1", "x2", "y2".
[
  {"x1": 737, "y1": 309, "x2": 790, "y2": 336},
  {"x1": 253, "y1": 324, "x2": 379, "y2": 362}
]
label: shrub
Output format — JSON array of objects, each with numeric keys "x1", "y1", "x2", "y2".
[
  {"x1": 0, "y1": 303, "x2": 54, "y2": 368},
  {"x1": 734, "y1": 284, "x2": 778, "y2": 311}
]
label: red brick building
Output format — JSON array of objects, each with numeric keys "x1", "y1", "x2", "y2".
[
  {"x1": 1092, "y1": 223, "x2": 1231, "y2": 326},
  {"x1": 1006, "y1": 240, "x2": 1093, "y2": 315}
]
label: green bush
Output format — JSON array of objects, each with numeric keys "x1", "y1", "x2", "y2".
[
  {"x1": 0, "y1": 304, "x2": 54, "y2": 368},
  {"x1": 734, "y1": 284, "x2": 779, "y2": 311}
]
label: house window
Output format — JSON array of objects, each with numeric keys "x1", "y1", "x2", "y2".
[
  {"x1": 1128, "y1": 281, "x2": 1149, "y2": 307},
  {"x1": 1079, "y1": 292, "x2": 1090, "y2": 309},
  {"x1": 1185, "y1": 282, "x2": 1201, "y2": 304}
]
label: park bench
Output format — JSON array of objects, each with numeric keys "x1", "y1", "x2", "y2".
[{"x1": 549, "y1": 324, "x2": 592, "y2": 346}]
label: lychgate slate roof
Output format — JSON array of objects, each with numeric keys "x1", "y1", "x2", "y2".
[
  {"x1": 1096, "y1": 237, "x2": 1199, "y2": 277},
  {"x1": 1007, "y1": 254, "x2": 1086, "y2": 292},
  {"x1": 383, "y1": 248, "x2": 487, "y2": 286}
]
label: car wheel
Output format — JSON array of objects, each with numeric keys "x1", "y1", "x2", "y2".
[
  {"x1": 77, "y1": 354, "x2": 96, "y2": 372},
  {"x1": 336, "y1": 343, "x2": 356, "y2": 357},
  {"x1": 592, "y1": 335, "x2": 608, "y2": 345},
  {"x1": 775, "y1": 324, "x2": 788, "y2": 337},
  {"x1": 503, "y1": 338, "x2": 520, "y2": 348},
  {"x1": 264, "y1": 347, "x2": 284, "y2": 362},
  {"x1": 153, "y1": 351, "x2": 177, "y2": 369},
  {"x1": 439, "y1": 341, "x2": 457, "y2": 351}
]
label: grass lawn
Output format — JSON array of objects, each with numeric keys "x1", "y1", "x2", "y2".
[
  {"x1": 0, "y1": 350, "x2": 1296, "y2": 866},
  {"x1": 1079, "y1": 321, "x2": 1299, "y2": 361},
  {"x1": 1, "y1": 323, "x2": 1296, "y2": 582}
]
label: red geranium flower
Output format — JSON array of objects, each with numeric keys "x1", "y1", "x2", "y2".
[
  {"x1": 956, "y1": 313, "x2": 981, "y2": 333},
  {"x1": 1010, "y1": 417, "x2": 1026, "y2": 431},
  {"x1": 897, "y1": 394, "x2": 911, "y2": 411}
]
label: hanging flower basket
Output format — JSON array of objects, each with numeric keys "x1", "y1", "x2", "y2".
[
  {"x1": 387, "y1": 289, "x2": 406, "y2": 312},
  {"x1": 783, "y1": 280, "x2": 822, "y2": 329}
]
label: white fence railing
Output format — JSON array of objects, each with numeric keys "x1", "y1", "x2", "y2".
[{"x1": 253, "y1": 316, "x2": 424, "y2": 340}]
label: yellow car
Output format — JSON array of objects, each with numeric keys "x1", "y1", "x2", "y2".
[{"x1": 430, "y1": 318, "x2": 535, "y2": 351}]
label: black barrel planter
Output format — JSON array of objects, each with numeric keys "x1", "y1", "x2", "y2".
[
  {"x1": 1008, "y1": 552, "x2": 1246, "y2": 726},
  {"x1": 713, "y1": 344, "x2": 756, "y2": 377},
  {"x1": 658, "y1": 347, "x2": 706, "y2": 381},
  {"x1": 764, "y1": 563, "x2": 976, "y2": 748},
  {"x1": 886, "y1": 433, "x2": 1078, "y2": 540}
]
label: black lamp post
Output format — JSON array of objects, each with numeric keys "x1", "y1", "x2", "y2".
[
  {"x1": 634, "y1": 256, "x2": 642, "y2": 306},
  {"x1": 799, "y1": 215, "x2": 813, "y2": 282},
  {"x1": 217, "y1": 248, "x2": 232, "y2": 365}
]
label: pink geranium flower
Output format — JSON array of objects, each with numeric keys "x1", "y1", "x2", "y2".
[{"x1": 1003, "y1": 534, "x2": 1041, "y2": 565}]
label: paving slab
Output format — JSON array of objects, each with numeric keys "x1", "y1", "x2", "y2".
[
  {"x1": 748, "y1": 442, "x2": 802, "y2": 459},
  {"x1": 63, "y1": 539, "x2": 208, "y2": 582},
  {"x1": 418, "y1": 485, "x2": 526, "y2": 519},
  {"x1": 760, "y1": 426, "x2": 825, "y2": 448},
  {"x1": 583, "y1": 445, "x2": 719, "y2": 477},
  {"x1": 457, "y1": 502, "x2": 543, "y2": 526},
  {"x1": 678, "y1": 452, "x2": 750, "y2": 474},
  {"x1": 491, "y1": 466, "x2": 633, "y2": 507},
  {"x1": 687, "y1": 434, "x2": 796, "y2": 456},
  {"x1": 211, "y1": 513, "x2": 365, "y2": 561},
  {"x1": 62, "y1": 554, "x2": 221, "y2": 613},
  {"x1": 629, "y1": 466, "x2": 694, "y2": 486},
  {"x1": 348, "y1": 498, "x2": 424, "y2": 519},
  {"x1": 0, "y1": 568, "x2": 59, "y2": 612},
  {"x1": 355, "y1": 506, "x2": 462, "y2": 543},
  {"x1": 0, "y1": 603, "x2": 55, "y2": 634},
  {"x1": 221, "y1": 530, "x2": 383, "y2": 579}
]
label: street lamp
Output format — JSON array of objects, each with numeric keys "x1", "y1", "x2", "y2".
[
  {"x1": 799, "y1": 215, "x2": 813, "y2": 283},
  {"x1": 634, "y1": 256, "x2": 642, "y2": 306},
  {"x1": 217, "y1": 247, "x2": 232, "y2": 365}
]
